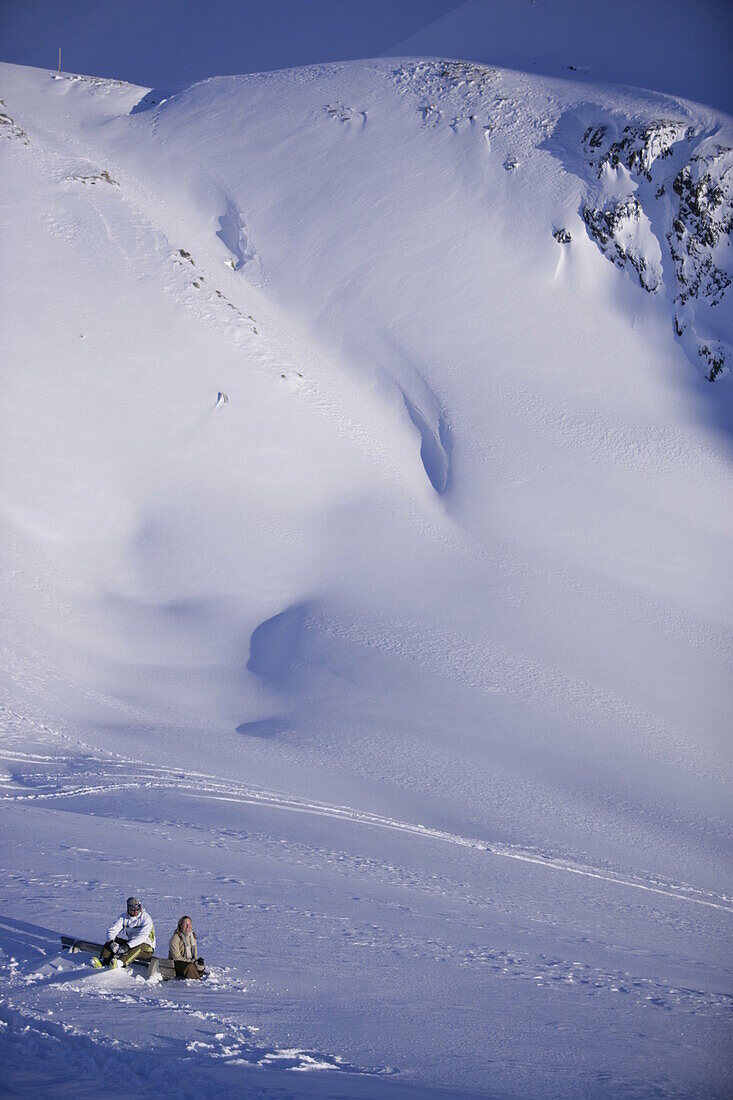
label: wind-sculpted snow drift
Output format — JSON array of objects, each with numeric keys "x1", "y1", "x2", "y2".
[{"x1": 0, "y1": 56, "x2": 732, "y2": 1098}]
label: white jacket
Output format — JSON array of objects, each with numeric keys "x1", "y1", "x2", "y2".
[{"x1": 107, "y1": 908, "x2": 156, "y2": 950}]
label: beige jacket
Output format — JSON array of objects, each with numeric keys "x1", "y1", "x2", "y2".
[{"x1": 168, "y1": 929, "x2": 197, "y2": 961}]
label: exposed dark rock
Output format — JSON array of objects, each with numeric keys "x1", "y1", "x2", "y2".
[
  {"x1": 667, "y1": 150, "x2": 732, "y2": 308},
  {"x1": 698, "y1": 342, "x2": 727, "y2": 381},
  {"x1": 436, "y1": 60, "x2": 496, "y2": 92},
  {"x1": 392, "y1": 60, "x2": 497, "y2": 132},
  {"x1": 553, "y1": 227, "x2": 572, "y2": 244},
  {"x1": 583, "y1": 120, "x2": 692, "y2": 181},
  {"x1": 583, "y1": 199, "x2": 661, "y2": 292},
  {"x1": 575, "y1": 113, "x2": 731, "y2": 379},
  {"x1": 582, "y1": 124, "x2": 607, "y2": 152},
  {"x1": 71, "y1": 169, "x2": 118, "y2": 186},
  {"x1": 325, "y1": 103, "x2": 365, "y2": 126},
  {"x1": 0, "y1": 110, "x2": 29, "y2": 144}
]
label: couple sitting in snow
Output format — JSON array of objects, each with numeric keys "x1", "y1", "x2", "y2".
[{"x1": 94, "y1": 896, "x2": 205, "y2": 980}]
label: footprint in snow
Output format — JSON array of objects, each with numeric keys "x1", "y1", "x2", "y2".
[{"x1": 280, "y1": 371, "x2": 305, "y2": 389}]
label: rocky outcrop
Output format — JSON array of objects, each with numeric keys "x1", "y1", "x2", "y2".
[
  {"x1": 69, "y1": 169, "x2": 118, "y2": 186},
  {"x1": 0, "y1": 103, "x2": 29, "y2": 145},
  {"x1": 391, "y1": 59, "x2": 498, "y2": 132},
  {"x1": 390, "y1": 62, "x2": 732, "y2": 382},
  {"x1": 574, "y1": 116, "x2": 732, "y2": 380},
  {"x1": 669, "y1": 149, "x2": 732, "y2": 309},
  {"x1": 583, "y1": 199, "x2": 662, "y2": 292},
  {"x1": 698, "y1": 342, "x2": 727, "y2": 382},
  {"x1": 583, "y1": 121, "x2": 692, "y2": 181}
]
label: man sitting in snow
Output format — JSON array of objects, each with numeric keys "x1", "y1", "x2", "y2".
[
  {"x1": 168, "y1": 914, "x2": 206, "y2": 979},
  {"x1": 92, "y1": 896, "x2": 156, "y2": 969}
]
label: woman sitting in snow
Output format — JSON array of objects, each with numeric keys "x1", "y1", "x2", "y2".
[{"x1": 169, "y1": 915, "x2": 206, "y2": 979}]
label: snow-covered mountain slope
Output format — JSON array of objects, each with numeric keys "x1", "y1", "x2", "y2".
[{"x1": 1, "y1": 58, "x2": 732, "y2": 1097}]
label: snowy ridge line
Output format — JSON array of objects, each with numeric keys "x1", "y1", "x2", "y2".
[{"x1": 3, "y1": 748, "x2": 731, "y2": 915}]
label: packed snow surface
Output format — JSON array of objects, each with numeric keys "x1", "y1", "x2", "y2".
[{"x1": 0, "y1": 56, "x2": 732, "y2": 1098}]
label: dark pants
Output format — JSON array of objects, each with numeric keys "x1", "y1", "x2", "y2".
[
  {"x1": 173, "y1": 957, "x2": 205, "y2": 980},
  {"x1": 100, "y1": 937, "x2": 154, "y2": 967}
]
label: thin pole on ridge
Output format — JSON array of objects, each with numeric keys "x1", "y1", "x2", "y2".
[{"x1": 57, "y1": 48, "x2": 62, "y2": 76}]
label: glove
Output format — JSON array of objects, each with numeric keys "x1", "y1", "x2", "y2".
[{"x1": 111, "y1": 941, "x2": 126, "y2": 956}]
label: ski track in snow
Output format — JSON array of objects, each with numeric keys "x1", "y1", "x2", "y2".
[
  {"x1": 1, "y1": 732, "x2": 731, "y2": 1095},
  {"x1": 1, "y1": 743, "x2": 730, "y2": 917}
]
